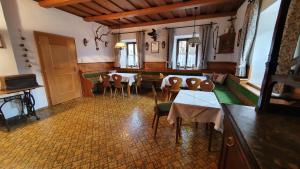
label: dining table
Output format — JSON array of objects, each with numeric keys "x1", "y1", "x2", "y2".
[
  {"x1": 100, "y1": 72, "x2": 137, "y2": 96},
  {"x1": 167, "y1": 90, "x2": 223, "y2": 151},
  {"x1": 160, "y1": 75, "x2": 207, "y2": 89}
]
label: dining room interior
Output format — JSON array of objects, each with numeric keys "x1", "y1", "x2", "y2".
[{"x1": 0, "y1": 0, "x2": 299, "y2": 168}]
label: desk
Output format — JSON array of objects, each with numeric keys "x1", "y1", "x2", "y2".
[
  {"x1": 0, "y1": 86, "x2": 41, "y2": 131},
  {"x1": 168, "y1": 90, "x2": 223, "y2": 149},
  {"x1": 160, "y1": 75, "x2": 206, "y2": 89}
]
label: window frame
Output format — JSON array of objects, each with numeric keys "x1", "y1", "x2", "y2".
[
  {"x1": 175, "y1": 38, "x2": 199, "y2": 68},
  {"x1": 126, "y1": 42, "x2": 137, "y2": 67}
]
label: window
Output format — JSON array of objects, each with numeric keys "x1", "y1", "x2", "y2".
[
  {"x1": 248, "y1": 0, "x2": 281, "y2": 87},
  {"x1": 126, "y1": 42, "x2": 138, "y2": 67},
  {"x1": 176, "y1": 38, "x2": 198, "y2": 68},
  {"x1": 120, "y1": 42, "x2": 138, "y2": 68}
]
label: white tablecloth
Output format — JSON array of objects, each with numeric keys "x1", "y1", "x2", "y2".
[
  {"x1": 160, "y1": 75, "x2": 206, "y2": 89},
  {"x1": 99, "y1": 73, "x2": 137, "y2": 86},
  {"x1": 167, "y1": 90, "x2": 223, "y2": 131}
]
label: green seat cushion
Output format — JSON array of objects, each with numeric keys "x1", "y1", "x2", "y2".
[
  {"x1": 225, "y1": 78, "x2": 259, "y2": 105},
  {"x1": 214, "y1": 84, "x2": 242, "y2": 104},
  {"x1": 82, "y1": 72, "x2": 102, "y2": 78},
  {"x1": 158, "y1": 102, "x2": 172, "y2": 113}
]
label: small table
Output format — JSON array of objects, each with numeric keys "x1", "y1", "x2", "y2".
[
  {"x1": 160, "y1": 75, "x2": 207, "y2": 89},
  {"x1": 167, "y1": 90, "x2": 223, "y2": 150},
  {"x1": 0, "y1": 86, "x2": 41, "y2": 131},
  {"x1": 100, "y1": 73, "x2": 137, "y2": 96}
]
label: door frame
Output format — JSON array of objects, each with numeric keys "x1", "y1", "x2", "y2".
[{"x1": 34, "y1": 31, "x2": 81, "y2": 106}]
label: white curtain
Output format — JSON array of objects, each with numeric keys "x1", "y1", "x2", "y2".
[
  {"x1": 167, "y1": 28, "x2": 175, "y2": 69},
  {"x1": 236, "y1": 0, "x2": 261, "y2": 77},
  {"x1": 198, "y1": 24, "x2": 212, "y2": 69},
  {"x1": 136, "y1": 31, "x2": 145, "y2": 69}
]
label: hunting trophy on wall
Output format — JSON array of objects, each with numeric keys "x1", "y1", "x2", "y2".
[{"x1": 94, "y1": 26, "x2": 111, "y2": 50}]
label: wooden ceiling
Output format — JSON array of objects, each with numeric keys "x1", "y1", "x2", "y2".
[{"x1": 36, "y1": 0, "x2": 244, "y2": 29}]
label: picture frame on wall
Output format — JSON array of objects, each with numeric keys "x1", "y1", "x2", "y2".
[
  {"x1": 0, "y1": 35, "x2": 5, "y2": 48},
  {"x1": 237, "y1": 29, "x2": 242, "y2": 47},
  {"x1": 218, "y1": 32, "x2": 235, "y2": 54},
  {"x1": 151, "y1": 41, "x2": 159, "y2": 53}
]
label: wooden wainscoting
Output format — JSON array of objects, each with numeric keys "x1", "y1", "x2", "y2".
[
  {"x1": 143, "y1": 61, "x2": 236, "y2": 74},
  {"x1": 207, "y1": 62, "x2": 236, "y2": 74},
  {"x1": 144, "y1": 62, "x2": 167, "y2": 70},
  {"x1": 78, "y1": 62, "x2": 115, "y2": 72}
]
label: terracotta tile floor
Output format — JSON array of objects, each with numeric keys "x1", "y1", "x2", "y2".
[{"x1": 0, "y1": 93, "x2": 221, "y2": 169}]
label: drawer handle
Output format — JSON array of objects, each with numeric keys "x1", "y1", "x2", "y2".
[{"x1": 226, "y1": 136, "x2": 235, "y2": 147}]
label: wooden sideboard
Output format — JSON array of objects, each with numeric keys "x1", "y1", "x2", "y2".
[{"x1": 219, "y1": 104, "x2": 300, "y2": 169}]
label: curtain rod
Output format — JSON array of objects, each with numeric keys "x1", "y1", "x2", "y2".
[
  {"x1": 165, "y1": 22, "x2": 217, "y2": 29},
  {"x1": 112, "y1": 30, "x2": 145, "y2": 35}
]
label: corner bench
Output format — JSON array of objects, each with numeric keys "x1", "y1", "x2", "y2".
[{"x1": 79, "y1": 69, "x2": 259, "y2": 106}]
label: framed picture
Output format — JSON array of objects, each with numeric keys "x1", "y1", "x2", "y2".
[
  {"x1": 0, "y1": 35, "x2": 5, "y2": 48},
  {"x1": 151, "y1": 41, "x2": 159, "y2": 53},
  {"x1": 218, "y1": 32, "x2": 236, "y2": 54},
  {"x1": 237, "y1": 29, "x2": 242, "y2": 47}
]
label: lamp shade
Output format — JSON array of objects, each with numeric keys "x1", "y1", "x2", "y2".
[
  {"x1": 115, "y1": 42, "x2": 126, "y2": 49},
  {"x1": 188, "y1": 36, "x2": 201, "y2": 47}
]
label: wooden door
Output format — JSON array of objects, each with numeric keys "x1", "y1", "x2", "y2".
[{"x1": 35, "y1": 32, "x2": 81, "y2": 105}]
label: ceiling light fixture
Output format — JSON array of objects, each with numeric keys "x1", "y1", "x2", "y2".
[
  {"x1": 188, "y1": 7, "x2": 201, "y2": 47},
  {"x1": 115, "y1": 19, "x2": 126, "y2": 49}
]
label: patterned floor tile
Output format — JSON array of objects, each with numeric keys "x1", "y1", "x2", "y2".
[{"x1": 0, "y1": 92, "x2": 222, "y2": 169}]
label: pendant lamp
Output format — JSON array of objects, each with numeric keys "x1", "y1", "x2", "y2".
[
  {"x1": 188, "y1": 7, "x2": 201, "y2": 47},
  {"x1": 115, "y1": 19, "x2": 126, "y2": 49}
]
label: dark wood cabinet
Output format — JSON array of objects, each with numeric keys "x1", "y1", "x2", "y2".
[
  {"x1": 218, "y1": 104, "x2": 300, "y2": 169},
  {"x1": 219, "y1": 108, "x2": 258, "y2": 169},
  {"x1": 219, "y1": 115, "x2": 249, "y2": 169}
]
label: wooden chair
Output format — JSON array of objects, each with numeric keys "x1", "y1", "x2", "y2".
[
  {"x1": 152, "y1": 85, "x2": 172, "y2": 139},
  {"x1": 186, "y1": 78, "x2": 201, "y2": 90},
  {"x1": 200, "y1": 80, "x2": 215, "y2": 92},
  {"x1": 101, "y1": 74, "x2": 112, "y2": 97},
  {"x1": 168, "y1": 77, "x2": 182, "y2": 101},
  {"x1": 112, "y1": 74, "x2": 124, "y2": 99},
  {"x1": 132, "y1": 73, "x2": 142, "y2": 95}
]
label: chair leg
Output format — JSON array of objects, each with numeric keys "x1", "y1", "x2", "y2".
[
  {"x1": 121, "y1": 87, "x2": 124, "y2": 99},
  {"x1": 169, "y1": 92, "x2": 172, "y2": 101},
  {"x1": 103, "y1": 87, "x2": 106, "y2": 96},
  {"x1": 154, "y1": 116, "x2": 160, "y2": 139},
  {"x1": 208, "y1": 123, "x2": 213, "y2": 152},
  {"x1": 179, "y1": 118, "x2": 182, "y2": 137},
  {"x1": 135, "y1": 86, "x2": 138, "y2": 95},
  {"x1": 176, "y1": 117, "x2": 180, "y2": 143},
  {"x1": 114, "y1": 88, "x2": 117, "y2": 97},
  {"x1": 195, "y1": 122, "x2": 198, "y2": 129},
  {"x1": 110, "y1": 87, "x2": 112, "y2": 97},
  {"x1": 152, "y1": 113, "x2": 157, "y2": 128}
]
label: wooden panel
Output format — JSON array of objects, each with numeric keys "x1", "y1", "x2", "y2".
[
  {"x1": 70, "y1": 3, "x2": 102, "y2": 15},
  {"x1": 58, "y1": 6, "x2": 91, "y2": 17},
  {"x1": 144, "y1": 62, "x2": 167, "y2": 70},
  {"x1": 207, "y1": 62, "x2": 236, "y2": 74},
  {"x1": 120, "y1": 61, "x2": 236, "y2": 74},
  {"x1": 128, "y1": 0, "x2": 163, "y2": 21},
  {"x1": 78, "y1": 62, "x2": 115, "y2": 72}
]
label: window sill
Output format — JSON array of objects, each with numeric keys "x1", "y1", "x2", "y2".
[{"x1": 240, "y1": 81, "x2": 261, "y2": 96}]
